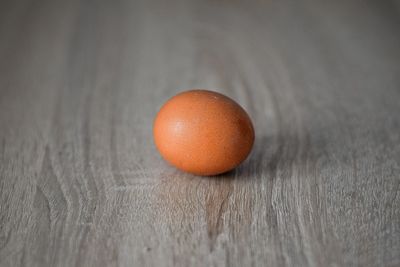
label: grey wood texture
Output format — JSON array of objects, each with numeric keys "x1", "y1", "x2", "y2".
[{"x1": 1, "y1": 0, "x2": 400, "y2": 266}]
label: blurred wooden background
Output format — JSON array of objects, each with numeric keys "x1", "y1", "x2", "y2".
[{"x1": 0, "y1": 0, "x2": 399, "y2": 266}]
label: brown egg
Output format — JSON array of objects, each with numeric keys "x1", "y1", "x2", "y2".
[{"x1": 153, "y1": 90, "x2": 254, "y2": 176}]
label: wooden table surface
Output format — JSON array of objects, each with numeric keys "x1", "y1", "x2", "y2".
[{"x1": 1, "y1": 0, "x2": 400, "y2": 266}]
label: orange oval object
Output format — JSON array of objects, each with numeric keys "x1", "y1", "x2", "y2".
[{"x1": 153, "y1": 90, "x2": 254, "y2": 176}]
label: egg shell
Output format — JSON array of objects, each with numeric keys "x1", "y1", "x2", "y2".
[{"x1": 153, "y1": 89, "x2": 254, "y2": 176}]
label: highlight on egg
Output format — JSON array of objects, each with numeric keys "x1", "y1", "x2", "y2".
[{"x1": 153, "y1": 89, "x2": 255, "y2": 176}]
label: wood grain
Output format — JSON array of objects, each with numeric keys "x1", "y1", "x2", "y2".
[{"x1": 1, "y1": 0, "x2": 400, "y2": 266}]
